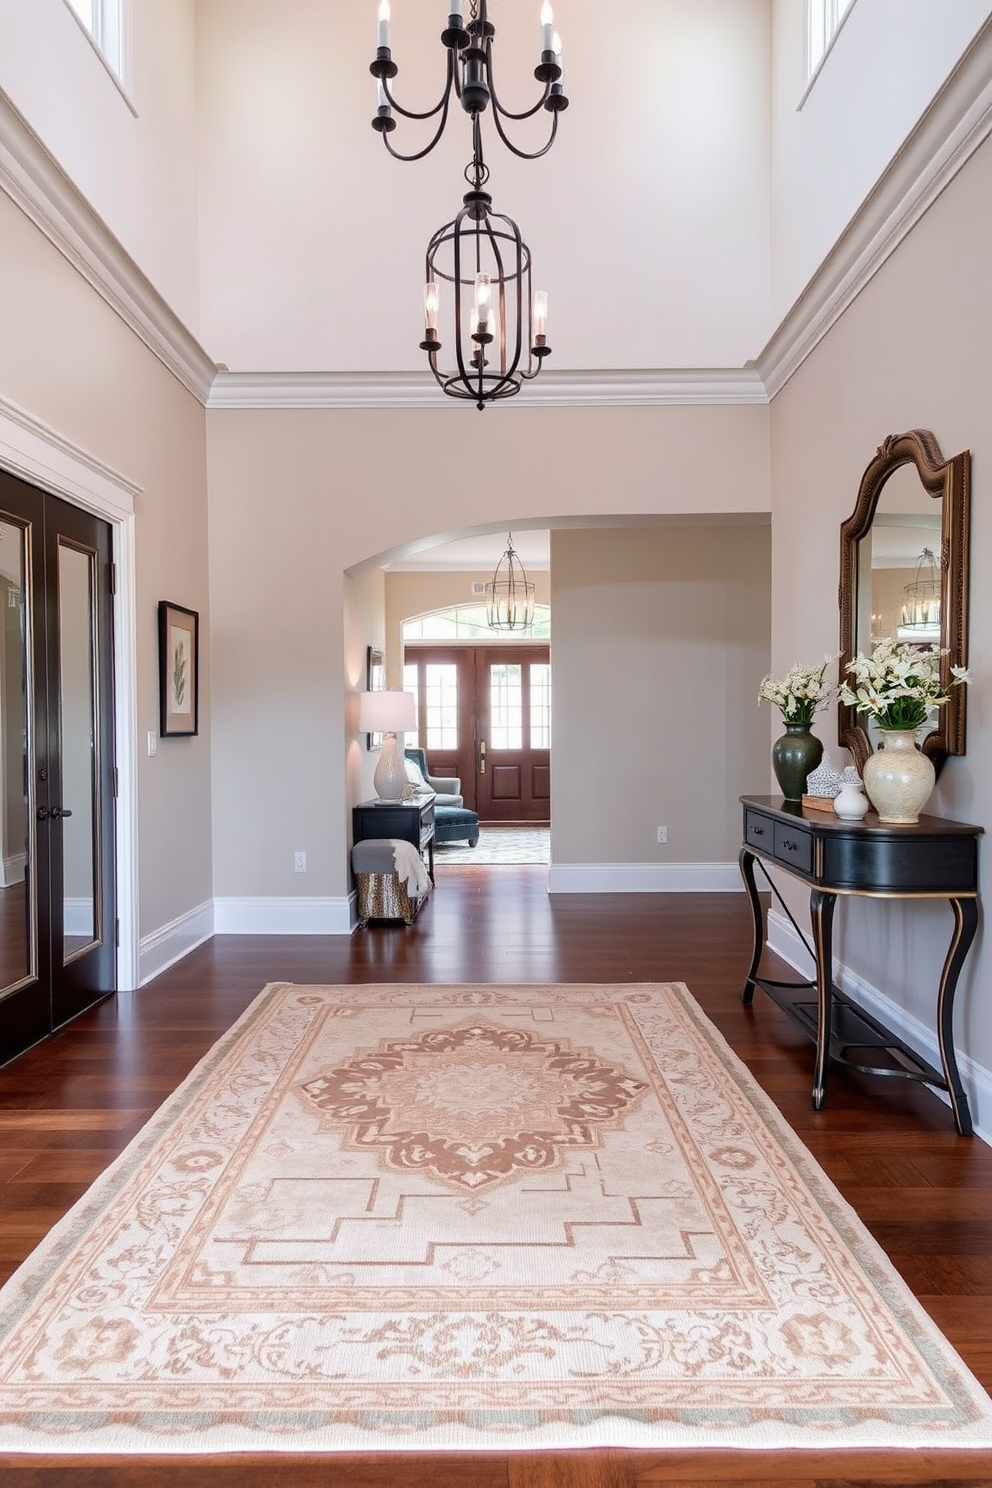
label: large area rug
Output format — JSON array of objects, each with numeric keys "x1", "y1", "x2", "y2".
[{"x1": 1, "y1": 981, "x2": 991, "y2": 1455}]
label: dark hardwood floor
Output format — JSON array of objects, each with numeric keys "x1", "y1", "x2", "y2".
[{"x1": 1, "y1": 866, "x2": 991, "y2": 1487}]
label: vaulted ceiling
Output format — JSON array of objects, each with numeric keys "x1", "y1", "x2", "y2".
[{"x1": 194, "y1": 0, "x2": 771, "y2": 375}]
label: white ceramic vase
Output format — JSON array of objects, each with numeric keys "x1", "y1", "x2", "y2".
[
  {"x1": 833, "y1": 779, "x2": 869, "y2": 820},
  {"x1": 862, "y1": 729, "x2": 935, "y2": 824}
]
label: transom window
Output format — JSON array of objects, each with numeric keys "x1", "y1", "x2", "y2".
[
  {"x1": 402, "y1": 604, "x2": 551, "y2": 642},
  {"x1": 64, "y1": 0, "x2": 125, "y2": 80},
  {"x1": 806, "y1": 0, "x2": 854, "y2": 82}
]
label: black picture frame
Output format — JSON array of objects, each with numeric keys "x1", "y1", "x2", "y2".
[
  {"x1": 366, "y1": 644, "x2": 385, "y2": 749},
  {"x1": 158, "y1": 601, "x2": 199, "y2": 737}
]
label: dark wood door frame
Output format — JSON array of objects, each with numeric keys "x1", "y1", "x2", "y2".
[
  {"x1": 0, "y1": 470, "x2": 117, "y2": 1065},
  {"x1": 403, "y1": 644, "x2": 551, "y2": 824}
]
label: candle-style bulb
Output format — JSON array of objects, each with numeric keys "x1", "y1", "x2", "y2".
[
  {"x1": 541, "y1": 1, "x2": 555, "y2": 52},
  {"x1": 533, "y1": 290, "x2": 548, "y2": 338},
  {"x1": 474, "y1": 273, "x2": 492, "y2": 327},
  {"x1": 377, "y1": 0, "x2": 391, "y2": 48},
  {"x1": 424, "y1": 282, "x2": 440, "y2": 333}
]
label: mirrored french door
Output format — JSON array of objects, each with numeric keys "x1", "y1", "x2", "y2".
[{"x1": 0, "y1": 469, "x2": 116, "y2": 1065}]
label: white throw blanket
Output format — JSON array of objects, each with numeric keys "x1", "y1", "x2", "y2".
[{"x1": 389, "y1": 837, "x2": 431, "y2": 896}]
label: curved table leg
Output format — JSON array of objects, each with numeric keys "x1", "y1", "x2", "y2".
[
  {"x1": 738, "y1": 847, "x2": 763, "y2": 1006},
  {"x1": 809, "y1": 888, "x2": 837, "y2": 1111},
  {"x1": 937, "y1": 897, "x2": 978, "y2": 1136}
]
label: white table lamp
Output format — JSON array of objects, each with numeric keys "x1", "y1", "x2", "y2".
[{"x1": 358, "y1": 690, "x2": 416, "y2": 801}]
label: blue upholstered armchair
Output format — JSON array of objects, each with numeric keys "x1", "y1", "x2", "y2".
[
  {"x1": 404, "y1": 749, "x2": 480, "y2": 847},
  {"x1": 403, "y1": 748, "x2": 463, "y2": 806}
]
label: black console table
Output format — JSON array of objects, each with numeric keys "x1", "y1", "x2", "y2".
[
  {"x1": 353, "y1": 795, "x2": 436, "y2": 884},
  {"x1": 739, "y1": 795, "x2": 982, "y2": 1135}
]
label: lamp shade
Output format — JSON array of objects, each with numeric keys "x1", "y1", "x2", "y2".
[{"x1": 358, "y1": 690, "x2": 416, "y2": 734}]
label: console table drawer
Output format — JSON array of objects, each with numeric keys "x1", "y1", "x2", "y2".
[
  {"x1": 744, "y1": 810, "x2": 773, "y2": 853},
  {"x1": 744, "y1": 809, "x2": 812, "y2": 875},
  {"x1": 773, "y1": 821, "x2": 812, "y2": 874}
]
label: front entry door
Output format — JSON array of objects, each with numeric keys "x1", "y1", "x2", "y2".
[
  {"x1": 0, "y1": 470, "x2": 116, "y2": 1064},
  {"x1": 475, "y1": 647, "x2": 550, "y2": 822},
  {"x1": 403, "y1": 645, "x2": 550, "y2": 824}
]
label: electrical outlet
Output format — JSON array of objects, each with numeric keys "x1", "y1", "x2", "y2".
[
  {"x1": 656, "y1": 826, "x2": 668, "y2": 844},
  {"x1": 294, "y1": 850, "x2": 307, "y2": 873},
  {"x1": 147, "y1": 731, "x2": 157, "y2": 756}
]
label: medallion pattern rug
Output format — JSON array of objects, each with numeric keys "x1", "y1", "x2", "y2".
[{"x1": 1, "y1": 981, "x2": 990, "y2": 1455}]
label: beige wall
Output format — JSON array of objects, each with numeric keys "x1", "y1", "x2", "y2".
[
  {"x1": 769, "y1": 132, "x2": 992, "y2": 1091},
  {"x1": 205, "y1": 403, "x2": 771, "y2": 897},
  {"x1": 551, "y1": 524, "x2": 771, "y2": 864},
  {"x1": 0, "y1": 0, "x2": 201, "y2": 333},
  {"x1": 769, "y1": 0, "x2": 992, "y2": 326},
  {"x1": 0, "y1": 191, "x2": 212, "y2": 940}
]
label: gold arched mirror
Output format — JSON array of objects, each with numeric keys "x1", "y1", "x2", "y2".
[{"x1": 839, "y1": 429, "x2": 970, "y2": 777}]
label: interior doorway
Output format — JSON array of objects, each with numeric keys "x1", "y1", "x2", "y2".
[
  {"x1": 0, "y1": 469, "x2": 117, "y2": 1064},
  {"x1": 403, "y1": 644, "x2": 551, "y2": 824}
]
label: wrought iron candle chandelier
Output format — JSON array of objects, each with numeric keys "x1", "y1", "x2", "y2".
[
  {"x1": 899, "y1": 546, "x2": 942, "y2": 640},
  {"x1": 370, "y1": 0, "x2": 568, "y2": 410}
]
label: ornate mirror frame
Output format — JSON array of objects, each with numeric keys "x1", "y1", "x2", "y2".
[{"x1": 838, "y1": 429, "x2": 970, "y2": 777}]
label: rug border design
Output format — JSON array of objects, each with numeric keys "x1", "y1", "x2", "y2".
[{"x1": 0, "y1": 981, "x2": 990, "y2": 1456}]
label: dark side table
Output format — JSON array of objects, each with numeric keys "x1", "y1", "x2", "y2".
[
  {"x1": 353, "y1": 795, "x2": 436, "y2": 884},
  {"x1": 739, "y1": 794, "x2": 982, "y2": 1135}
]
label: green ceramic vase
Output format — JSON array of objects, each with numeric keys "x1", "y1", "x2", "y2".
[{"x1": 771, "y1": 722, "x2": 823, "y2": 804}]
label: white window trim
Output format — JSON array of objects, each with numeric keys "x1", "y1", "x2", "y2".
[
  {"x1": 62, "y1": 0, "x2": 137, "y2": 115},
  {"x1": 799, "y1": 0, "x2": 857, "y2": 110}
]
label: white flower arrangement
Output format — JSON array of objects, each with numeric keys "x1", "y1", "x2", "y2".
[
  {"x1": 838, "y1": 638, "x2": 971, "y2": 732},
  {"x1": 757, "y1": 656, "x2": 836, "y2": 725}
]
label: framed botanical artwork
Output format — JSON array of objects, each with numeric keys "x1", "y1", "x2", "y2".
[
  {"x1": 366, "y1": 644, "x2": 385, "y2": 750},
  {"x1": 158, "y1": 601, "x2": 199, "y2": 737}
]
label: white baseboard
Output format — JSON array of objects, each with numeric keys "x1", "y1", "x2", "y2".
[
  {"x1": 2, "y1": 852, "x2": 26, "y2": 888},
  {"x1": 212, "y1": 895, "x2": 356, "y2": 935},
  {"x1": 139, "y1": 900, "x2": 214, "y2": 986},
  {"x1": 548, "y1": 862, "x2": 742, "y2": 894},
  {"x1": 766, "y1": 907, "x2": 992, "y2": 1146}
]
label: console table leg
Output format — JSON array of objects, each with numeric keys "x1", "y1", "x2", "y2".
[
  {"x1": 937, "y1": 897, "x2": 978, "y2": 1136},
  {"x1": 809, "y1": 889, "x2": 837, "y2": 1111},
  {"x1": 738, "y1": 848, "x2": 763, "y2": 1005}
]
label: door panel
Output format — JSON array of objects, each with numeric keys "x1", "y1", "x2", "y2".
[
  {"x1": 402, "y1": 649, "x2": 476, "y2": 798},
  {"x1": 476, "y1": 648, "x2": 551, "y2": 822},
  {"x1": 0, "y1": 470, "x2": 116, "y2": 1063}
]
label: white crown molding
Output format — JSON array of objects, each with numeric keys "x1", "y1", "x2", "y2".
[
  {"x1": 206, "y1": 367, "x2": 768, "y2": 410},
  {"x1": 758, "y1": 16, "x2": 992, "y2": 399},
  {"x1": 0, "y1": 91, "x2": 216, "y2": 404},
  {"x1": 0, "y1": 393, "x2": 140, "y2": 517},
  {"x1": 4, "y1": 16, "x2": 991, "y2": 413}
]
